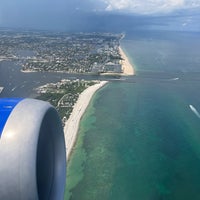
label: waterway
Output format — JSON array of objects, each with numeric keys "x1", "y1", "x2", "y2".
[
  {"x1": 0, "y1": 61, "x2": 120, "y2": 98},
  {"x1": 65, "y1": 31, "x2": 200, "y2": 200}
]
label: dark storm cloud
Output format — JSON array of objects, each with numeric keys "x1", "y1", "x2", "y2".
[{"x1": 0, "y1": 0, "x2": 98, "y2": 30}]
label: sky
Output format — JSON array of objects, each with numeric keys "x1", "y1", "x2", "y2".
[
  {"x1": 0, "y1": 0, "x2": 200, "y2": 31},
  {"x1": 99, "y1": 0, "x2": 200, "y2": 14}
]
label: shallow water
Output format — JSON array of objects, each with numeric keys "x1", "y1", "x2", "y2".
[{"x1": 66, "y1": 31, "x2": 200, "y2": 200}]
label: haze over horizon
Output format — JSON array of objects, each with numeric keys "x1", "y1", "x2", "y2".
[{"x1": 0, "y1": 0, "x2": 200, "y2": 32}]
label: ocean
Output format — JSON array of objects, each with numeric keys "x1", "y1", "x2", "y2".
[{"x1": 65, "y1": 31, "x2": 200, "y2": 200}]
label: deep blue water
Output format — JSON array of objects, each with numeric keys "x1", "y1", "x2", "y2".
[
  {"x1": 65, "y1": 31, "x2": 200, "y2": 200},
  {"x1": 0, "y1": 61, "x2": 109, "y2": 98}
]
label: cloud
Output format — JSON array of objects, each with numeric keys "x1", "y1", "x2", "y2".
[
  {"x1": 104, "y1": 0, "x2": 133, "y2": 11},
  {"x1": 100, "y1": 0, "x2": 200, "y2": 14}
]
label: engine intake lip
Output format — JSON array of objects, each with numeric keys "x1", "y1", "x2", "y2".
[{"x1": 0, "y1": 98, "x2": 66, "y2": 200}]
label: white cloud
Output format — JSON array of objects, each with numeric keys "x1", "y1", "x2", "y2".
[
  {"x1": 100, "y1": 0, "x2": 200, "y2": 14},
  {"x1": 104, "y1": 0, "x2": 134, "y2": 11}
]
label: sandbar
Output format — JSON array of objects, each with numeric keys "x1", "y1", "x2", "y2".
[{"x1": 64, "y1": 81, "x2": 108, "y2": 160}]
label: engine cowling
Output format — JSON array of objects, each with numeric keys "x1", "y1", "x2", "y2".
[{"x1": 0, "y1": 98, "x2": 66, "y2": 200}]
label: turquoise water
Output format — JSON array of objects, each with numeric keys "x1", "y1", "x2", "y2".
[{"x1": 65, "y1": 31, "x2": 200, "y2": 200}]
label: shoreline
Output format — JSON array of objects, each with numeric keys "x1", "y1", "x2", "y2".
[
  {"x1": 119, "y1": 46, "x2": 135, "y2": 75},
  {"x1": 64, "y1": 81, "x2": 108, "y2": 160}
]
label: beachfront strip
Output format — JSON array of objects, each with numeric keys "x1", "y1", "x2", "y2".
[
  {"x1": 119, "y1": 47, "x2": 135, "y2": 75},
  {"x1": 64, "y1": 81, "x2": 108, "y2": 160}
]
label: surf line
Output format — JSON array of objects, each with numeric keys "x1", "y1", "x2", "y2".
[{"x1": 189, "y1": 105, "x2": 200, "y2": 119}]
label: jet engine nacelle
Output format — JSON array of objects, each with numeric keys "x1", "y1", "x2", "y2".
[{"x1": 0, "y1": 98, "x2": 66, "y2": 200}]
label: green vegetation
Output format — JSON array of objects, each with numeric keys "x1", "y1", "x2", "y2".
[{"x1": 36, "y1": 79, "x2": 99, "y2": 125}]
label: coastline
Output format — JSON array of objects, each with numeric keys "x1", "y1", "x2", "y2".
[
  {"x1": 64, "y1": 81, "x2": 108, "y2": 160},
  {"x1": 119, "y1": 46, "x2": 135, "y2": 75}
]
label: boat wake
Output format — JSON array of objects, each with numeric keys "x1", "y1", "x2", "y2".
[
  {"x1": 11, "y1": 86, "x2": 17, "y2": 92},
  {"x1": 169, "y1": 77, "x2": 179, "y2": 81},
  {"x1": 0, "y1": 87, "x2": 4, "y2": 94},
  {"x1": 189, "y1": 105, "x2": 200, "y2": 119}
]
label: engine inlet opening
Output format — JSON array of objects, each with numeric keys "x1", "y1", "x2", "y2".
[
  {"x1": 36, "y1": 110, "x2": 55, "y2": 200},
  {"x1": 36, "y1": 107, "x2": 66, "y2": 200}
]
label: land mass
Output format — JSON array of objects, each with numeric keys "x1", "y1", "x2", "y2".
[
  {"x1": 0, "y1": 29, "x2": 134, "y2": 76},
  {"x1": 0, "y1": 29, "x2": 135, "y2": 160},
  {"x1": 64, "y1": 81, "x2": 108, "y2": 159}
]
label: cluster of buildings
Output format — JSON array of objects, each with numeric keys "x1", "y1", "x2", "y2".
[{"x1": 0, "y1": 29, "x2": 123, "y2": 74}]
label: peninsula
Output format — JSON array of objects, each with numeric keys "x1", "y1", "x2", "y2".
[
  {"x1": 64, "y1": 81, "x2": 108, "y2": 159},
  {"x1": 35, "y1": 79, "x2": 108, "y2": 160}
]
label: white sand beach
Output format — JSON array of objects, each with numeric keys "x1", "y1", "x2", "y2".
[
  {"x1": 119, "y1": 47, "x2": 135, "y2": 75},
  {"x1": 64, "y1": 81, "x2": 108, "y2": 160}
]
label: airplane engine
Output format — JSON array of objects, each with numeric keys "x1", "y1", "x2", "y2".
[{"x1": 0, "y1": 98, "x2": 66, "y2": 200}]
